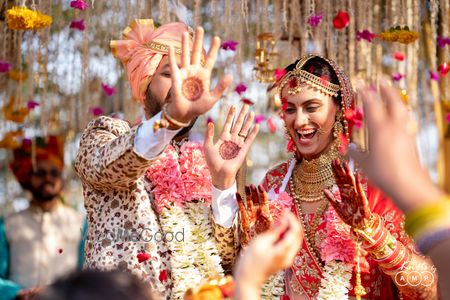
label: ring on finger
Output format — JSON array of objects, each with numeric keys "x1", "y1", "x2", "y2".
[{"x1": 238, "y1": 132, "x2": 247, "y2": 138}]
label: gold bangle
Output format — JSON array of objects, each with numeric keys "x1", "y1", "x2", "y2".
[{"x1": 162, "y1": 104, "x2": 191, "y2": 128}]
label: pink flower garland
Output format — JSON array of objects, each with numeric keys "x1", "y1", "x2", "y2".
[
  {"x1": 268, "y1": 191, "x2": 293, "y2": 222},
  {"x1": 146, "y1": 142, "x2": 212, "y2": 213}
]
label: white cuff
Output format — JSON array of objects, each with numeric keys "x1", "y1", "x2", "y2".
[
  {"x1": 134, "y1": 112, "x2": 182, "y2": 159},
  {"x1": 211, "y1": 182, "x2": 238, "y2": 228}
]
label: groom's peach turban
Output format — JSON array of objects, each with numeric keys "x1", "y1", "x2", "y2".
[{"x1": 110, "y1": 19, "x2": 192, "y2": 103}]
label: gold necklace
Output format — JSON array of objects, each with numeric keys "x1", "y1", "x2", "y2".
[
  {"x1": 292, "y1": 139, "x2": 341, "y2": 202},
  {"x1": 290, "y1": 176, "x2": 327, "y2": 270}
]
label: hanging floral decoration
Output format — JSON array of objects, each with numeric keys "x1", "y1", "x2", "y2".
[
  {"x1": 437, "y1": 36, "x2": 450, "y2": 48},
  {"x1": 392, "y1": 73, "x2": 404, "y2": 81},
  {"x1": 101, "y1": 83, "x2": 117, "y2": 96},
  {"x1": 0, "y1": 130, "x2": 23, "y2": 150},
  {"x1": 27, "y1": 100, "x2": 40, "y2": 110},
  {"x1": 70, "y1": 19, "x2": 85, "y2": 31},
  {"x1": 70, "y1": 0, "x2": 89, "y2": 10},
  {"x1": 307, "y1": 14, "x2": 323, "y2": 27},
  {"x1": 429, "y1": 71, "x2": 440, "y2": 81},
  {"x1": 5, "y1": 6, "x2": 52, "y2": 30},
  {"x1": 235, "y1": 83, "x2": 247, "y2": 95},
  {"x1": 8, "y1": 70, "x2": 28, "y2": 81},
  {"x1": 393, "y1": 52, "x2": 405, "y2": 61},
  {"x1": 438, "y1": 63, "x2": 450, "y2": 76},
  {"x1": 0, "y1": 61, "x2": 12, "y2": 73},
  {"x1": 379, "y1": 26, "x2": 419, "y2": 44},
  {"x1": 356, "y1": 30, "x2": 376, "y2": 42},
  {"x1": 333, "y1": 11, "x2": 350, "y2": 30},
  {"x1": 221, "y1": 40, "x2": 238, "y2": 51}
]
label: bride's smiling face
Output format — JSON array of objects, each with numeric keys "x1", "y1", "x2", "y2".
[{"x1": 282, "y1": 84, "x2": 338, "y2": 160}]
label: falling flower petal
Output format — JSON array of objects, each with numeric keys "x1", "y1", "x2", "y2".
[
  {"x1": 392, "y1": 73, "x2": 404, "y2": 81},
  {"x1": 446, "y1": 113, "x2": 450, "y2": 123},
  {"x1": 137, "y1": 252, "x2": 151, "y2": 263},
  {"x1": 338, "y1": 133, "x2": 349, "y2": 154},
  {"x1": 0, "y1": 61, "x2": 12, "y2": 73},
  {"x1": 254, "y1": 115, "x2": 265, "y2": 124},
  {"x1": 267, "y1": 117, "x2": 277, "y2": 133},
  {"x1": 27, "y1": 100, "x2": 39, "y2": 110},
  {"x1": 356, "y1": 29, "x2": 376, "y2": 42},
  {"x1": 70, "y1": 19, "x2": 85, "y2": 31},
  {"x1": 241, "y1": 98, "x2": 254, "y2": 105},
  {"x1": 333, "y1": 10, "x2": 350, "y2": 30},
  {"x1": 58, "y1": 248, "x2": 63, "y2": 254},
  {"x1": 274, "y1": 69, "x2": 287, "y2": 81},
  {"x1": 101, "y1": 83, "x2": 117, "y2": 96},
  {"x1": 393, "y1": 52, "x2": 405, "y2": 61},
  {"x1": 89, "y1": 107, "x2": 104, "y2": 116},
  {"x1": 221, "y1": 40, "x2": 238, "y2": 51},
  {"x1": 307, "y1": 14, "x2": 323, "y2": 27},
  {"x1": 438, "y1": 63, "x2": 450, "y2": 76},
  {"x1": 206, "y1": 116, "x2": 213, "y2": 124},
  {"x1": 159, "y1": 269, "x2": 168, "y2": 282},
  {"x1": 70, "y1": 0, "x2": 88, "y2": 10},
  {"x1": 235, "y1": 83, "x2": 247, "y2": 95},
  {"x1": 430, "y1": 71, "x2": 440, "y2": 81}
]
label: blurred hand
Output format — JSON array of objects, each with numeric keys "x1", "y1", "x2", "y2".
[
  {"x1": 237, "y1": 185, "x2": 273, "y2": 246},
  {"x1": 166, "y1": 27, "x2": 232, "y2": 123},
  {"x1": 234, "y1": 211, "x2": 303, "y2": 289},
  {"x1": 350, "y1": 81, "x2": 444, "y2": 212},
  {"x1": 204, "y1": 104, "x2": 259, "y2": 190}
]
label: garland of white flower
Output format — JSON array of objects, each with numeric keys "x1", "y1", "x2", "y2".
[
  {"x1": 147, "y1": 142, "x2": 224, "y2": 300},
  {"x1": 260, "y1": 271, "x2": 285, "y2": 299},
  {"x1": 317, "y1": 261, "x2": 352, "y2": 300}
]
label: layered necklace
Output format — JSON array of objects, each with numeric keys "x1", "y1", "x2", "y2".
[{"x1": 290, "y1": 139, "x2": 342, "y2": 265}]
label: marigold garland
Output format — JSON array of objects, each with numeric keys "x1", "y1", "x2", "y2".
[
  {"x1": 379, "y1": 26, "x2": 419, "y2": 44},
  {"x1": 6, "y1": 6, "x2": 52, "y2": 30}
]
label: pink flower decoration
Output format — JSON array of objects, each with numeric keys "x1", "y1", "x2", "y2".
[
  {"x1": 27, "y1": 100, "x2": 39, "y2": 110},
  {"x1": 438, "y1": 63, "x2": 450, "y2": 76},
  {"x1": 338, "y1": 133, "x2": 349, "y2": 154},
  {"x1": 274, "y1": 68, "x2": 287, "y2": 81},
  {"x1": 391, "y1": 73, "x2": 404, "y2": 81},
  {"x1": 89, "y1": 107, "x2": 104, "y2": 116},
  {"x1": 146, "y1": 142, "x2": 212, "y2": 213},
  {"x1": 446, "y1": 113, "x2": 450, "y2": 123},
  {"x1": 101, "y1": 83, "x2": 117, "y2": 96},
  {"x1": 206, "y1": 116, "x2": 214, "y2": 124},
  {"x1": 70, "y1": 0, "x2": 88, "y2": 10},
  {"x1": 241, "y1": 98, "x2": 254, "y2": 105},
  {"x1": 0, "y1": 61, "x2": 12, "y2": 73},
  {"x1": 137, "y1": 252, "x2": 151, "y2": 263},
  {"x1": 356, "y1": 29, "x2": 376, "y2": 42},
  {"x1": 254, "y1": 115, "x2": 265, "y2": 124},
  {"x1": 221, "y1": 40, "x2": 238, "y2": 51},
  {"x1": 393, "y1": 51, "x2": 405, "y2": 61},
  {"x1": 437, "y1": 36, "x2": 450, "y2": 48},
  {"x1": 430, "y1": 71, "x2": 440, "y2": 81},
  {"x1": 345, "y1": 107, "x2": 364, "y2": 129},
  {"x1": 235, "y1": 83, "x2": 247, "y2": 95},
  {"x1": 268, "y1": 192, "x2": 293, "y2": 222},
  {"x1": 267, "y1": 117, "x2": 277, "y2": 133},
  {"x1": 307, "y1": 14, "x2": 323, "y2": 27},
  {"x1": 321, "y1": 207, "x2": 358, "y2": 266},
  {"x1": 70, "y1": 19, "x2": 85, "y2": 31},
  {"x1": 333, "y1": 10, "x2": 350, "y2": 30}
]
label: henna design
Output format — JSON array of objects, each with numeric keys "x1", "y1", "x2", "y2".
[
  {"x1": 182, "y1": 77, "x2": 203, "y2": 101},
  {"x1": 324, "y1": 159, "x2": 371, "y2": 228},
  {"x1": 219, "y1": 141, "x2": 241, "y2": 160}
]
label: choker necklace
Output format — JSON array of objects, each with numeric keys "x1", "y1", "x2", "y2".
[{"x1": 291, "y1": 139, "x2": 342, "y2": 203}]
